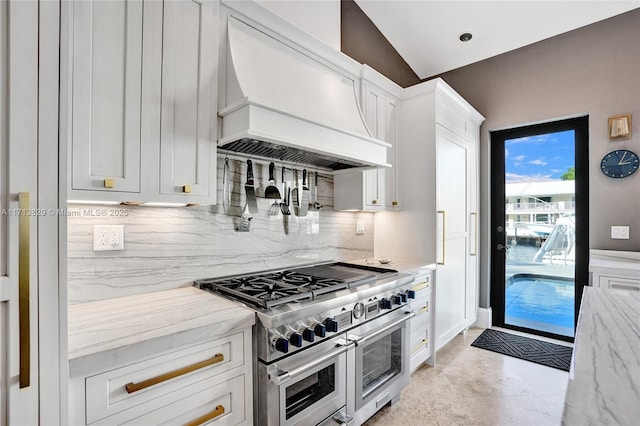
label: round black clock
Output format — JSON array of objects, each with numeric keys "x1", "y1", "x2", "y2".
[{"x1": 600, "y1": 149, "x2": 639, "y2": 178}]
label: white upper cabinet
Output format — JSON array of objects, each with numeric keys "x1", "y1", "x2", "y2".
[
  {"x1": 334, "y1": 66, "x2": 401, "y2": 211},
  {"x1": 63, "y1": 0, "x2": 218, "y2": 204},
  {"x1": 158, "y1": 0, "x2": 217, "y2": 201},
  {"x1": 68, "y1": 0, "x2": 143, "y2": 195}
]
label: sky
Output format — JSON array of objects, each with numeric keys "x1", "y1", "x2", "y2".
[{"x1": 505, "y1": 130, "x2": 575, "y2": 183}]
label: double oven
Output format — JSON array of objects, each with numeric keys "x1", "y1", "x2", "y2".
[{"x1": 195, "y1": 262, "x2": 417, "y2": 425}]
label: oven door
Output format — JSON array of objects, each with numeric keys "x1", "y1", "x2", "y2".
[
  {"x1": 259, "y1": 335, "x2": 353, "y2": 426},
  {"x1": 348, "y1": 310, "x2": 415, "y2": 423}
]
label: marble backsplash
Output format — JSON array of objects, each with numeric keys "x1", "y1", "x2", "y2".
[{"x1": 67, "y1": 157, "x2": 374, "y2": 303}]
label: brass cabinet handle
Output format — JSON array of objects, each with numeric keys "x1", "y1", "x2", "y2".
[
  {"x1": 470, "y1": 212, "x2": 478, "y2": 256},
  {"x1": 391, "y1": 201, "x2": 398, "y2": 206},
  {"x1": 183, "y1": 185, "x2": 192, "y2": 193},
  {"x1": 125, "y1": 353, "x2": 224, "y2": 393},
  {"x1": 412, "y1": 281, "x2": 429, "y2": 292},
  {"x1": 371, "y1": 199, "x2": 379, "y2": 205},
  {"x1": 411, "y1": 339, "x2": 428, "y2": 354},
  {"x1": 18, "y1": 192, "x2": 31, "y2": 388},
  {"x1": 104, "y1": 178, "x2": 115, "y2": 188},
  {"x1": 184, "y1": 405, "x2": 225, "y2": 426},
  {"x1": 419, "y1": 305, "x2": 429, "y2": 314},
  {"x1": 437, "y1": 210, "x2": 446, "y2": 265}
]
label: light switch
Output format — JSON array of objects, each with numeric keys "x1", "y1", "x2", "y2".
[
  {"x1": 611, "y1": 225, "x2": 630, "y2": 240},
  {"x1": 356, "y1": 221, "x2": 365, "y2": 235}
]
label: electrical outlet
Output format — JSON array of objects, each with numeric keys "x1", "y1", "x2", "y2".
[
  {"x1": 611, "y1": 225, "x2": 630, "y2": 240},
  {"x1": 94, "y1": 225, "x2": 124, "y2": 251},
  {"x1": 356, "y1": 221, "x2": 365, "y2": 235}
]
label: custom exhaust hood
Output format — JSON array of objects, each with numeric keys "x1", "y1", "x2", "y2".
[{"x1": 218, "y1": 15, "x2": 390, "y2": 171}]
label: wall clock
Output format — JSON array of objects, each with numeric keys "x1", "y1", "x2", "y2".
[{"x1": 600, "y1": 149, "x2": 639, "y2": 178}]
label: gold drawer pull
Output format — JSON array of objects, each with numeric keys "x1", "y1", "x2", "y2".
[
  {"x1": 18, "y1": 192, "x2": 31, "y2": 388},
  {"x1": 184, "y1": 404, "x2": 225, "y2": 426},
  {"x1": 125, "y1": 353, "x2": 224, "y2": 394},
  {"x1": 420, "y1": 306, "x2": 429, "y2": 314},
  {"x1": 391, "y1": 200, "x2": 398, "y2": 206},
  {"x1": 372, "y1": 199, "x2": 379, "y2": 205},
  {"x1": 183, "y1": 185, "x2": 192, "y2": 193},
  {"x1": 412, "y1": 282, "x2": 429, "y2": 292},
  {"x1": 411, "y1": 339, "x2": 428, "y2": 354},
  {"x1": 104, "y1": 178, "x2": 115, "y2": 188}
]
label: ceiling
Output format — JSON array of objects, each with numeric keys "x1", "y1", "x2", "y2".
[{"x1": 354, "y1": 0, "x2": 640, "y2": 79}]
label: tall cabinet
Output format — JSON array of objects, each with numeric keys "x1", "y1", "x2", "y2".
[
  {"x1": 2, "y1": 1, "x2": 63, "y2": 423},
  {"x1": 375, "y1": 79, "x2": 484, "y2": 351}
]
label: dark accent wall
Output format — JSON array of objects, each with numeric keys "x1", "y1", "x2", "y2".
[
  {"x1": 340, "y1": 0, "x2": 420, "y2": 88},
  {"x1": 439, "y1": 9, "x2": 640, "y2": 307}
]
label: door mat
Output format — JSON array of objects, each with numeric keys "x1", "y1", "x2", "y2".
[{"x1": 471, "y1": 329, "x2": 572, "y2": 371}]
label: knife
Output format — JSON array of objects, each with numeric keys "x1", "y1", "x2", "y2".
[
  {"x1": 299, "y1": 169, "x2": 309, "y2": 217},
  {"x1": 245, "y1": 160, "x2": 259, "y2": 214}
]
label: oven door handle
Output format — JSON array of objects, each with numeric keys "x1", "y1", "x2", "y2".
[
  {"x1": 268, "y1": 340, "x2": 353, "y2": 386},
  {"x1": 348, "y1": 311, "x2": 417, "y2": 346}
]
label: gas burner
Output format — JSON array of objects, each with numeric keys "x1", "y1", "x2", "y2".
[{"x1": 203, "y1": 275, "x2": 313, "y2": 309}]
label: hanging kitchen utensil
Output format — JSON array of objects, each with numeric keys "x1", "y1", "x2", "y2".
[
  {"x1": 280, "y1": 167, "x2": 291, "y2": 216},
  {"x1": 264, "y1": 161, "x2": 281, "y2": 199},
  {"x1": 237, "y1": 203, "x2": 252, "y2": 232},
  {"x1": 245, "y1": 159, "x2": 258, "y2": 214},
  {"x1": 291, "y1": 169, "x2": 299, "y2": 216},
  {"x1": 223, "y1": 157, "x2": 231, "y2": 214},
  {"x1": 313, "y1": 171, "x2": 323, "y2": 209},
  {"x1": 299, "y1": 169, "x2": 310, "y2": 216}
]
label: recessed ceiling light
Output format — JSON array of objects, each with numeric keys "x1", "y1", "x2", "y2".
[{"x1": 459, "y1": 32, "x2": 473, "y2": 42}]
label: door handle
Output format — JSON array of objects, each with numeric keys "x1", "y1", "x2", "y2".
[
  {"x1": 18, "y1": 192, "x2": 31, "y2": 388},
  {"x1": 437, "y1": 210, "x2": 445, "y2": 265},
  {"x1": 497, "y1": 244, "x2": 507, "y2": 251}
]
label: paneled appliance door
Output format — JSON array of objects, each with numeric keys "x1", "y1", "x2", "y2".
[
  {"x1": 348, "y1": 310, "x2": 414, "y2": 425},
  {"x1": 259, "y1": 335, "x2": 352, "y2": 426}
]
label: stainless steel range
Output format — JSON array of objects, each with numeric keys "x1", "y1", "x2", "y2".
[{"x1": 195, "y1": 261, "x2": 417, "y2": 426}]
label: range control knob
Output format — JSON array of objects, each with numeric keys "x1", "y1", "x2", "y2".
[
  {"x1": 399, "y1": 293, "x2": 408, "y2": 303},
  {"x1": 392, "y1": 295, "x2": 402, "y2": 305},
  {"x1": 289, "y1": 332, "x2": 303, "y2": 348},
  {"x1": 406, "y1": 290, "x2": 416, "y2": 299},
  {"x1": 302, "y1": 328, "x2": 315, "y2": 342},
  {"x1": 380, "y1": 298, "x2": 392, "y2": 310},
  {"x1": 324, "y1": 318, "x2": 339, "y2": 333},
  {"x1": 274, "y1": 337, "x2": 289, "y2": 353},
  {"x1": 353, "y1": 302, "x2": 365, "y2": 319},
  {"x1": 314, "y1": 323, "x2": 326, "y2": 338}
]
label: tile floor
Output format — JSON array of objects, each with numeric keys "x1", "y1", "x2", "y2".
[{"x1": 364, "y1": 328, "x2": 570, "y2": 426}]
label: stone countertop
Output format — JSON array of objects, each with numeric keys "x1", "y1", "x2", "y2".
[
  {"x1": 68, "y1": 286, "x2": 255, "y2": 376},
  {"x1": 561, "y1": 287, "x2": 640, "y2": 425},
  {"x1": 347, "y1": 258, "x2": 436, "y2": 276}
]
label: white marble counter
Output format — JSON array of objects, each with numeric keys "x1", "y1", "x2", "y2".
[
  {"x1": 348, "y1": 258, "x2": 436, "y2": 276},
  {"x1": 562, "y1": 287, "x2": 640, "y2": 425},
  {"x1": 68, "y1": 286, "x2": 255, "y2": 376}
]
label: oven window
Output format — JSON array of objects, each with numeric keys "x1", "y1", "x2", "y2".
[
  {"x1": 361, "y1": 328, "x2": 402, "y2": 399},
  {"x1": 285, "y1": 364, "x2": 335, "y2": 419}
]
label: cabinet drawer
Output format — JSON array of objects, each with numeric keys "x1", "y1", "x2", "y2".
[
  {"x1": 599, "y1": 275, "x2": 640, "y2": 292},
  {"x1": 410, "y1": 312, "x2": 429, "y2": 345},
  {"x1": 86, "y1": 333, "x2": 244, "y2": 424},
  {"x1": 411, "y1": 275, "x2": 431, "y2": 297},
  {"x1": 121, "y1": 374, "x2": 246, "y2": 426}
]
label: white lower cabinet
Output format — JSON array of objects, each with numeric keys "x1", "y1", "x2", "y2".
[
  {"x1": 590, "y1": 250, "x2": 640, "y2": 293},
  {"x1": 408, "y1": 270, "x2": 435, "y2": 373},
  {"x1": 70, "y1": 330, "x2": 252, "y2": 425}
]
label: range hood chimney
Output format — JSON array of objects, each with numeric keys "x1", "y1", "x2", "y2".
[{"x1": 218, "y1": 14, "x2": 390, "y2": 171}]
